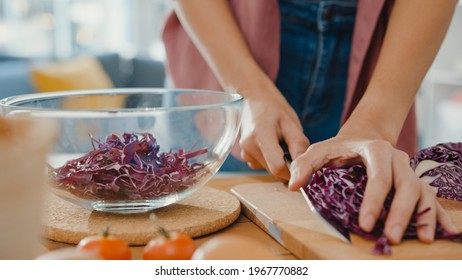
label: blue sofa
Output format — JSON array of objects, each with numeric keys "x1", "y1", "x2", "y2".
[{"x1": 0, "y1": 53, "x2": 166, "y2": 100}]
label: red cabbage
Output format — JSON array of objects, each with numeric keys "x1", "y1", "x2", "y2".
[
  {"x1": 50, "y1": 132, "x2": 208, "y2": 201},
  {"x1": 303, "y1": 142, "x2": 462, "y2": 255},
  {"x1": 411, "y1": 143, "x2": 462, "y2": 201}
]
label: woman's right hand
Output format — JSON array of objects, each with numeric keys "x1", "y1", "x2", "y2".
[
  {"x1": 238, "y1": 83, "x2": 310, "y2": 181},
  {"x1": 172, "y1": 0, "x2": 309, "y2": 181}
]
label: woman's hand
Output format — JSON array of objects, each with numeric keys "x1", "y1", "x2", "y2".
[
  {"x1": 285, "y1": 0, "x2": 458, "y2": 245},
  {"x1": 288, "y1": 135, "x2": 459, "y2": 244},
  {"x1": 239, "y1": 84, "x2": 309, "y2": 181},
  {"x1": 172, "y1": 0, "x2": 309, "y2": 181}
]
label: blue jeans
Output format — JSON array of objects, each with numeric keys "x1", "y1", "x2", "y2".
[{"x1": 220, "y1": 0, "x2": 357, "y2": 172}]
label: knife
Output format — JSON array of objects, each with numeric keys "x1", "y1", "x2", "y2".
[{"x1": 280, "y1": 141, "x2": 351, "y2": 243}]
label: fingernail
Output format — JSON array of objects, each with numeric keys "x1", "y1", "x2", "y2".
[
  {"x1": 289, "y1": 162, "x2": 296, "y2": 173},
  {"x1": 447, "y1": 223, "x2": 459, "y2": 234},
  {"x1": 389, "y1": 225, "x2": 403, "y2": 244},
  {"x1": 288, "y1": 168, "x2": 299, "y2": 190},
  {"x1": 361, "y1": 214, "x2": 375, "y2": 231},
  {"x1": 421, "y1": 226, "x2": 434, "y2": 242}
]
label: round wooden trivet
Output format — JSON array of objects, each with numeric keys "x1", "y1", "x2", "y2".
[{"x1": 41, "y1": 187, "x2": 240, "y2": 245}]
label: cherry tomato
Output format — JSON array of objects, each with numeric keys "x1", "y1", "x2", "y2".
[
  {"x1": 143, "y1": 213, "x2": 196, "y2": 260},
  {"x1": 143, "y1": 232, "x2": 196, "y2": 260},
  {"x1": 77, "y1": 227, "x2": 131, "y2": 260}
]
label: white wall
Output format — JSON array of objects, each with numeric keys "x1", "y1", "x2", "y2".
[
  {"x1": 417, "y1": 3, "x2": 462, "y2": 148},
  {"x1": 433, "y1": 5, "x2": 462, "y2": 71}
]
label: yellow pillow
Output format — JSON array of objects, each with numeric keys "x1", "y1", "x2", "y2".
[{"x1": 31, "y1": 56, "x2": 125, "y2": 110}]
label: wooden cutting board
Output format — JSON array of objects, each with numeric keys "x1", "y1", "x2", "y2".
[
  {"x1": 42, "y1": 187, "x2": 240, "y2": 245},
  {"x1": 230, "y1": 182, "x2": 462, "y2": 260}
]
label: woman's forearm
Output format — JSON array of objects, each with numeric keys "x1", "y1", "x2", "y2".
[
  {"x1": 173, "y1": 0, "x2": 272, "y2": 96},
  {"x1": 174, "y1": 0, "x2": 309, "y2": 178},
  {"x1": 341, "y1": 0, "x2": 457, "y2": 144}
]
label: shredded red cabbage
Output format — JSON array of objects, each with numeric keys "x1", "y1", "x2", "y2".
[
  {"x1": 303, "y1": 142, "x2": 462, "y2": 256},
  {"x1": 50, "y1": 132, "x2": 208, "y2": 201}
]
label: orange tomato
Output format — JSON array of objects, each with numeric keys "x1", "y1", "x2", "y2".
[
  {"x1": 77, "y1": 228, "x2": 131, "y2": 260},
  {"x1": 143, "y1": 213, "x2": 196, "y2": 260},
  {"x1": 143, "y1": 231, "x2": 196, "y2": 260}
]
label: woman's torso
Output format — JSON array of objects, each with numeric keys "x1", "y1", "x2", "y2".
[{"x1": 276, "y1": 0, "x2": 358, "y2": 143}]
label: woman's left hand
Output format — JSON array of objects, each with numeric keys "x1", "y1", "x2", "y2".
[{"x1": 288, "y1": 135, "x2": 459, "y2": 244}]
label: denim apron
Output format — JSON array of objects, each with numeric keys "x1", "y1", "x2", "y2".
[{"x1": 221, "y1": 0, "x2": 357, "y2": 172}]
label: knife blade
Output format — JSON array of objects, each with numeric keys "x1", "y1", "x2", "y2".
[{"x1": 280, "y1": 141, "x2": 351, "y2": 243}]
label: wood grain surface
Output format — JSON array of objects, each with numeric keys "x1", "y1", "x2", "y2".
[{"x1": 231, "y1": 182, "x2": 462, "y2": 260}]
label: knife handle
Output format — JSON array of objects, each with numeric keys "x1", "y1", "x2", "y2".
[{"x1": 280, "y1": 140, "x2": 292, "y2": 164}]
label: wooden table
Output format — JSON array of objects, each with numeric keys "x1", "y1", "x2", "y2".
[{"x1": 40, "y1": 175, "x2": 297, "y2": 260}]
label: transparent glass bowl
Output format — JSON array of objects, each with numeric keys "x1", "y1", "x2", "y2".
[{"x1": 0, "y1": 88, "x2": 243, "y2": 213}]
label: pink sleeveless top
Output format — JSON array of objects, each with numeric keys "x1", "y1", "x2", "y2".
[{"x1": 162, "y1": 0, "x2": 417, "y2": 156}]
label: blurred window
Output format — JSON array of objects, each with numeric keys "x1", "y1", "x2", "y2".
[
  {"x1": 0, "y1": 0, "x2": 170, "y2": 60},
  {"x1": 417, "y1": 4, "x2": 462, "y2": 147}
]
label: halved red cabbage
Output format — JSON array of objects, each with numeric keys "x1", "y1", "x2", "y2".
[
  {"x1": 411, "y1": 143, "x2": 462, "y2": 201},
  {"x1": 303, "y1": 143, "x2": 462, "y2": 255},
  {"x1": 50, "y1": 132, "x2": 208, "y2": 201}
]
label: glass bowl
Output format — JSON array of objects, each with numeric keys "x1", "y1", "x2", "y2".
[{"x1": 0, "y1": 88, "x2": 243, "y2": 213}]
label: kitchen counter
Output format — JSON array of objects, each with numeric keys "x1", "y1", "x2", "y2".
[
  {"x1": 40, "y1": 174, "x2": 297, "y2": 260},
  {"x1": 41, "y1": 173, "x2": 462, "y2": 260}
]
